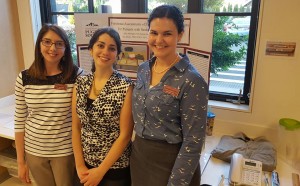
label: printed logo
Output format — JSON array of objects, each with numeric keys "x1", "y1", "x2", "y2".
[{"x1": 85, "y1": 22, "x2": 99, "y2": 38}]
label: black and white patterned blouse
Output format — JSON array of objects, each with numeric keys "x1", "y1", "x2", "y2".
[{"x1": 75, "y1": 71, "x2": 133, "y2": 169}]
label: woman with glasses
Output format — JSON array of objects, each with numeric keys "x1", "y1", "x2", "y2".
[
  {"x1": 72, "y1": 27, "x2": 133, "y2": 186},
  {"x1": 14, "y1": 24, "x2": 83, "y2": 186},
  {"x1": 130, "y1": 5, "x2": 208, "y2": 186}
]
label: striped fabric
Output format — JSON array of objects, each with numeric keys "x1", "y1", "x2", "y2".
[{"x1": 14, "y1": 68, "x2": 83, "y2": 157}]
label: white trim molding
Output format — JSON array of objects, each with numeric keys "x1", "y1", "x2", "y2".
[{"x1": 16, "y1": 0, "x2": 41, "y2": 68}]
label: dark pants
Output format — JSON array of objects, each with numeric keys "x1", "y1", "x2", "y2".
[
  {"x1": 82, "y1": 163, "x2": 131, "y2": 186},
  {"x1": 130, "y1": 135, "x2": 200, "y2": 186}
]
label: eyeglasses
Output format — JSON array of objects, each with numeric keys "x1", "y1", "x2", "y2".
[{"x1": 41, "y1": 39, "x2": 65, "y2": 49}]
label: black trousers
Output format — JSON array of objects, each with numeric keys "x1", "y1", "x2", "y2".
[
  {"x1": 130, "y1": 135, "x2": 200, "y2": 186},
  {"x1": 82, "y1": 163, "x2": 131, "y2": 186}
]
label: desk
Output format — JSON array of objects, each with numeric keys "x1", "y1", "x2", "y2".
[
  {"x1": 201, "y1": 135, "x2": 300, "y2": 186},
  {"x1": 0, "y1": 95, "x2": 16, "y2": 181},
  {"x1": 0, "y1": 94, "x2": 15, "y2": 140}
]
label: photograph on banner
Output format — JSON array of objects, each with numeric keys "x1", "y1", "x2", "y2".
[{"x1": 117, "y1": 43, "x2": 149, "y2": 72}]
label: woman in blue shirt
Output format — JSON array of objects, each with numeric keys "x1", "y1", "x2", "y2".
[{"x1": 130, "y1": 5, "x2": 209, "y2": 186}]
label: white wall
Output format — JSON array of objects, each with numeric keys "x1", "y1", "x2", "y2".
[
  {"x1": 213, "y1": 0, "x2": 300, "y2": 146},
  {"x1": 2, "y1": 0, "x2": 300, "y2": 146},
  {"x1": 0, "y1": 0, "x2": 24, "y2": 97},
  {"x1": 0, "y1": 0, "x2": 41, "y2": 98}
]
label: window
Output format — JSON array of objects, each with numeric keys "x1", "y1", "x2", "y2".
[
  {"x1": 198, "y1": 0, "x2": 260, "y2": 105},
  {"x1": 144, "y1": 0, "x2": 259, "y2": 105},
  {"x1": 40, "y1": 0, "x2": 260, "y2": 105},
  {"x1": 148, "y1": 0, "x2": 188, "y2": 13}
]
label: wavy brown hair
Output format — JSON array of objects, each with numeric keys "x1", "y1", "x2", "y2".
[{"x1": 28, "y1": 24, "x2": 74, "y2": 83}]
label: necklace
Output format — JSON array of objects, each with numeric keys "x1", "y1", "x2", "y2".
[
  {"x1": 153, "y1": 54, "x2": 179, "y2": 74},
  {"x1": 93, "y1": 77, "x2": 101, "y2": 95}
]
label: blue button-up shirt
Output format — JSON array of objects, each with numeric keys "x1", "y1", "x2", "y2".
[{"x1": 132, "y1": 54, "x2": 209, "y2": 185}]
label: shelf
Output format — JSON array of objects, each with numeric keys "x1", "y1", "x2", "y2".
[{"x1": 0, "y1": 145, "x2": 17, "y2": 178}]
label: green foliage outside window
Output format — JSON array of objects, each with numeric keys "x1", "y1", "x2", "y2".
[
  {"x1": 211, "y1": 17, "x2": 247, "y2": 74},
  {"x1": 65, "y1": 28, "x2": 78, "y2": 64},
  {"x1": 152, "y1": 0, "x2": 188, "y2": 12},
  {"x1": 203, "y1": 0, "x2": 223, "y2": 12}
]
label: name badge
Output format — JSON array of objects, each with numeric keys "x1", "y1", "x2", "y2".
[
  {"x1": 163, "y1": 85, "x2": 180, "y2": 97},
  {"x1": 54, "y1": 84, "x2": 67, "y2": 90}
]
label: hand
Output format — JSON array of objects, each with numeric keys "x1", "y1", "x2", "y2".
[
  {"x1": 76, "y1": 165, "x2": 89, "y2": 182},
  {"x1": 81, "y1": 167, "x2": 105, "y2": 186},
  {"x1": 17, "y1": 162, "x2": 31, "y2": 184}
]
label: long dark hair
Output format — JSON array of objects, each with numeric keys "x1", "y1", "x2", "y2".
[
  {"x1": 148, "y1": 5, "x2": 184, "y2": 34},
  {"x1": 28, "y1": 24, "x2": 74, "y2": 82},
  {"x1": 88, "y1": 27, "x2": 122, "y2": 72}
]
